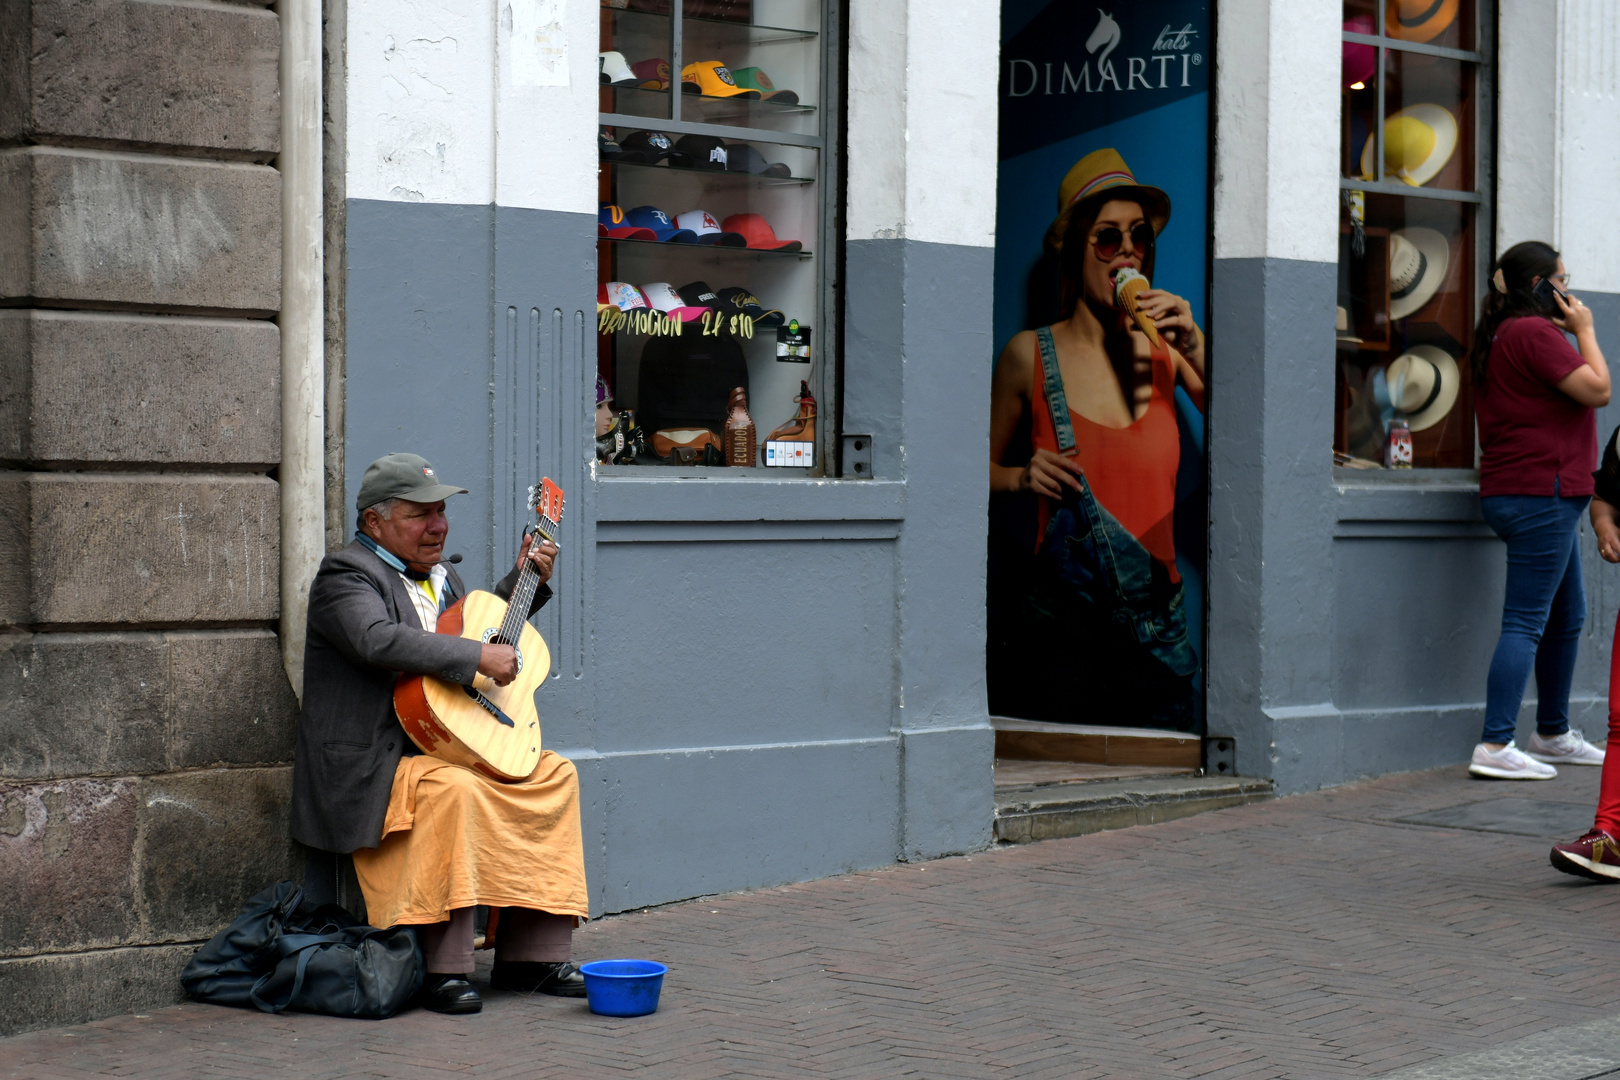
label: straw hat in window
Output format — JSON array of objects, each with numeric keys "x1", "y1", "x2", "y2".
[
  {"x1": 1386, "y1": 344, "x2": 1460, "y2": 431},
  {"x1": 1388, "y1": 227, "x2": 1450, "y2": 320},
  {"x1": 1360, "y1": 104, "x2": 1458, "y2": 188},
  {"x1": 1387, "y1": 0, "x2": 1459, "y2": 44}
]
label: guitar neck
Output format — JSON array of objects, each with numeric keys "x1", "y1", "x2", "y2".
[{"x1": 495, "y1": 518, "x2": 558, "y2": 645}]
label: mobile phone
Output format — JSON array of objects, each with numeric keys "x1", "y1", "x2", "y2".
[{"x1": 1533, "y1": 277, "x2": 1568, "y2": 312}]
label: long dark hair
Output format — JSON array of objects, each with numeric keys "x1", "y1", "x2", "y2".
[{"x1": 1471, "y1": 240, "x2": 1560, "y2": 386}]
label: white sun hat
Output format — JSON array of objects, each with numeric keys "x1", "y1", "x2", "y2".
[
  {"x1": 1386, "y1": 344, "x2": 1460, "y2": 431},
  {"x1": 1388, "y1": 227, "x2": 1450, "y2": 320}
]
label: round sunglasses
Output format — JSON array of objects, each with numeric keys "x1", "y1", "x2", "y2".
[{"x1": 1090, "y1": 223, "x2": 1155, "y2": 261}]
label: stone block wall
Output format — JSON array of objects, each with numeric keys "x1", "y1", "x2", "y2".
[{"x1": 0, "y1": 0, "x2": 295, "y2": 1036}]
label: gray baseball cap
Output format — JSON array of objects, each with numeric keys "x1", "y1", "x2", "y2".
[{"x1": 355, "y1": 452, "x2": 469, "y2": 511}]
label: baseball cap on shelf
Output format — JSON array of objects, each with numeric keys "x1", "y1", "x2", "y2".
[
  {"x1": 682, "y1": 61, "x2": 762, "y2": 99},
  {"x1": 630, "y1": 57, "x2": 672, "y2": 90},
  {"x1": 618, "y1": 130, "x2": 691, "y2": 166},
  {"x1": 675, "y1": 210, "x2": 747, "y2": 247},
  {"x1": 599, "y1": 204, "x2": 658, "y2": 240},
  {"x1": 721, "y1": 212, "x2": 802, "y2": 252},
  {"x1": 625, "y1": 205, "x2": 697, "y2": 243},
  {"x1": 676, "y1": 281, "x2": 723, "y2": 312},
  {"x1": 641, "y1": 282, "x2": 711, "y2": 323},
  {"x1": 674, "y1": 133, "x2": 730, "y2": 171},
  {"x1": 729, "y1": 67, "x2": 799, "y2": 104},
  {"x1": 356, "y1": 452, "x2": 469, "y2": 512},
  {"x1": 599, "y1": 51, "x2": 639, "y2": 87},
  {"x1": 599, "y1": 128, "x2": 625, "y2": 161},
  {"x1": 599, "y1": 281, "x2": 653, "y2": 313},
  {"x1": 715, "y1": 287, "x2": 786, "y2": 329},
  {"x1": 724, "y1": 142, "x2": 793, "y2": 177}
]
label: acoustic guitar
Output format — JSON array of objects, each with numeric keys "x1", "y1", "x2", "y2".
[{"x1": 393, "y1": 479, "x2": 563, "y2": 781}]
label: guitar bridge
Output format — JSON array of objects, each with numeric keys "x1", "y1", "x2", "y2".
[{"x1": 462, "y1": 684, "x2": 517, "y2": 728}]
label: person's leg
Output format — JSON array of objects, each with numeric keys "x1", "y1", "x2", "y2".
[
  {"x1": 414, "y1": 907, "x2": 482, "y2": 1013},
  {"x1": 1480, "y1": 497, "x2": 1569, "y2": 746},
  {"x1": 1596, "y1": 606, "x2": 1620, "y2": 837},
  {"x1": 416, "y1": 907, "x2": 476, "y2": 973},
  {"x1": 489, "y1": 908, "x2": 585, "y2": 996},
  {"x1": 1532, "y1": 502, "x2": 1587, "y2": 737},
  {"x1": 492, "y1": 907, "x2": 572, "y2": 963}
]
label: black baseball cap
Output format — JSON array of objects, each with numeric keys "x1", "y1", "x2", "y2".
[
  {"x1": 618, "y1": 130, "x2": 691, "y2": 166},
  {"x1": 716, "y1": 287, "x2": 786, "y2": 328},
  {"x1": 674, "y1": 133, "x2": 730, "y2": 171},
  {"x1": 676, "y1": 280, "x2": 723, "y2": 311},
  {"x1": 599, "y1": 128, "x2": 625, "y2": 161},
  {"x1": 725, "y1": 142, "x2": 793, "y2": 177}
]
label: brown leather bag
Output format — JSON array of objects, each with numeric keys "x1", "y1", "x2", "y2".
[{"x1": 651, "y1": 427, "x2": 722, "y2": 465}]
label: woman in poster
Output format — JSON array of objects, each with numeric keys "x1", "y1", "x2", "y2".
[{"x1": 988, "y1": 149, "x2": 1205, "y2": 729}]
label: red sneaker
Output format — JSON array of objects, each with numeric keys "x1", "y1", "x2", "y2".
[{"x1": 1550, "y1": 829, "x2": 1620, "y2": 881}]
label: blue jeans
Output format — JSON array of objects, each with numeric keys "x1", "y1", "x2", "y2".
[{"x1": 1479, "y1": 493, "x2": 1590, "y2": 745}]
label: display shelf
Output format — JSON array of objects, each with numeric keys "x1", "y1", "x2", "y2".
[
  {"x1": 600, "y1": 112, "x2": 823, "y2": 148},
  {"x1": 603, "y1": 84, "x2": 817, "y2": 118},
  {"x1": 600, "y1": 159, "x2": 816, "y2": 185},
  {"x1": 601, "y1": 3, "x2": 819, "y2": 44},
  {"x1": 598, "y1": 236, "x2": 813, "y2": 259}
]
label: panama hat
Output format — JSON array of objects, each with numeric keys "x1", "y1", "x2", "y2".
[
  {"x1": 1360, "y1": 104, "x2": 1457, "y2": 188},
  {"x1": 1385, "y1": 345, "x2": 1460, "y2": 431},
  {"x1": 1388, "y1": 227, "x2": 1450, "y2": 320},
  {"x1": 1046, "y1": 148, "x2": 1171, "y2": 253},
  {"x1": 1387, "y1": 0, "x2": 1459, "y2": 44}
]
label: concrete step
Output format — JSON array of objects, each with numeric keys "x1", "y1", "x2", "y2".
[
  {"x1": 991, "y1": 716, "x2": 1203, "y2": 769},
  {"x1": 994, "y1": 772, "x2": 1275, "y2": 844}
]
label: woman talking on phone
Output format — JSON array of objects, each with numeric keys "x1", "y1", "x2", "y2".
[{"x1": 1469, "y1": 241, "x2": 1609, "y2": 780}]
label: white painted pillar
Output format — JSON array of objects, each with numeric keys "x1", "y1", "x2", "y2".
[{"x1": 279, "y1": 0, "x2": 327, "y2": 698}]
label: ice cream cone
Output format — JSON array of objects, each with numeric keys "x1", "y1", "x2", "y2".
[{"x1": 1114, "y1": 269, "x2": 1162, "y2": 348}]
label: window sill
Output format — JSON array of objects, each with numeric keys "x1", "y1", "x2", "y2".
[
  {"x1": 1332, "y1": 468, "x2": 1488, "y2": 537},
  {"x1": 593, "y1": 471, "x2": 904, "y2": 526}
]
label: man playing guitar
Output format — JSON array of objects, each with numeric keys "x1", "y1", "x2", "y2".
[{"x1": 290, "y1": 452, "x2": 588, "y2": 1014}]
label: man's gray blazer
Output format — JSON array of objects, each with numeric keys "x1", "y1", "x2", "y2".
[{"x1": 289, "y1": 541, "x2": 550, "y2": 854}]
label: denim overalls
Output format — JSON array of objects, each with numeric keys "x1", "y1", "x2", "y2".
[{"x1": 1025, "y1": 325, "x2": 1199, "y2": 683}]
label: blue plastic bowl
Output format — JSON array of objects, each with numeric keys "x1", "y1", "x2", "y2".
[{"x1": 579, "y1": 959, "x2": 668, "y2": 1017}]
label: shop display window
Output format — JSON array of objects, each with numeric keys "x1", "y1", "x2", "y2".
[
  {"x1": 597, "y1": 0, "x2": 835, "y2": 473},
  {"x1": 1336, "y1": 0, "x2": 1489, "y2": 470}
]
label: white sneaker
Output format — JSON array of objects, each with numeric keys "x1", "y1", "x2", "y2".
[
  {"x1": 1526, "y1": 728, "x2": 1606, "y2": 766},
  {"x1": 1469, "y1": 740, "x2": 1558, "y2": 780}
]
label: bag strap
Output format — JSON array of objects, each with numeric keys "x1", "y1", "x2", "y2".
[
  {"x1": 1035, "y1": 326, "x2": 1077, "y2": 454},
  {"x1": 247, "y1": 932, "x2": 349, "y2": 1014}
]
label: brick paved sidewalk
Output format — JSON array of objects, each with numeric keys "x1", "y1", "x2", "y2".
[{"x1": 9, "y1": 763, "x2": 1620, "y2": 1079}]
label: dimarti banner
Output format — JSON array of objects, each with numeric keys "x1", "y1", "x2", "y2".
[{"x1": 988, "y1": 0, "x2": 1212, "y2": 732}]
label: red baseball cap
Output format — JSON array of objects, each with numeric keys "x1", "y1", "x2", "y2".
[
  {"x1": 599, "y1": 204, "x2": 658, "y2": 240},
  {"x1": 721, "y1": 213, "x2": 802, "y2": 252}
]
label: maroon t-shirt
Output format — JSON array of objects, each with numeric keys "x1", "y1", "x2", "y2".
[{"x1": 1476, "y1": 316, "x2": 1597, "y2": 497}]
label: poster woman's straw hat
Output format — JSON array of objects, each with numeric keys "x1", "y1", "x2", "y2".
[
  {"x1": 1359, "y1": 104, "x2": 1457, "y2": 188},
  {"x1": 1046, "y1": 148, "x2": 1171, "y2": 254}
]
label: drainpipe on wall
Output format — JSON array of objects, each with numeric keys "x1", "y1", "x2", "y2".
[{"x1": 279, "y1": 0, "x2": 326, "y2": 700}]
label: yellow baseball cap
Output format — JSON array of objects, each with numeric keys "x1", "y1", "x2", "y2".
[{"x1": 681, "y1": 61, "x2": 762, "y2": 99}]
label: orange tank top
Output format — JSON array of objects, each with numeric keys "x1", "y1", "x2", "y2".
[{"x1": 1030, "y1": 326, "x2": 1180, "y2": 578}]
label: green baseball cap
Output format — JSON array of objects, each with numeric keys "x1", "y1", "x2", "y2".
[
  {"x1": 355, "y1": 452, "x2": 469, "y2": 511},
  {"x1": 729, "y1": 67, "x2": 799, "y2": 104}
]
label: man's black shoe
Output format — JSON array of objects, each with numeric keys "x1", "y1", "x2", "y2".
[
  {"x1": 490, "y1": 960, "x2": 588, "y2": 997},
  {"x1": 420, "y1": 972, "x2": 482, "y2": 1013}
]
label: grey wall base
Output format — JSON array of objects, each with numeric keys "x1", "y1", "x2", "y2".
[
  {"x1": 1210, "y1": 259, "x2": 1620, "y2": 795},
  {"x1": 343, "y1": 210, "x2": 994, "y2": 915},
  {"x1": 0, "y1": 945, "x2": 194, "y2": 1038}
]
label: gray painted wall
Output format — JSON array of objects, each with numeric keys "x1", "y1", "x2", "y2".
[
  {"x1": 1209, "y1": 255, "x2": 1620, "y2": 794},
  {"x1": 343, "y1": 206, "x2": 993, "y2": 915}
]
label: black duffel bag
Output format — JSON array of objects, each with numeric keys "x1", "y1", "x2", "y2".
[{"x1": 181, "y1": 880, "x2": 423, "y2": 1019}]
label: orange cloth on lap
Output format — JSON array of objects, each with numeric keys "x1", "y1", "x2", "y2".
[{"x1": 351, "y1": 751, "x2": 589, "y2": 928}]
